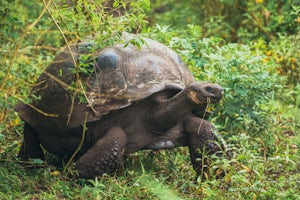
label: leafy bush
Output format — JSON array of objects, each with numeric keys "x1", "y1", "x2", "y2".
[
  {"x1": 151, "y1": 25, "x2": 283, "y2": 135},
  {"x1": 0, "y1": 0, "x2": 299, "y2": 199},
  {"x1": 149, "y1": 0, "x2": 300, "y2": 42},
  {"x1": 266, "y1": 34, "x2": 300, "y2": 84}
]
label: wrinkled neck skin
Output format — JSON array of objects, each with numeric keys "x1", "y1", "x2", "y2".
[{"x1": 147, "y1": 89, "x2": 206, "y2": 133}]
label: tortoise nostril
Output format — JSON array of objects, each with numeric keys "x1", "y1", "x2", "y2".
[{"x1": 220, "y1": 89, "x2": 224, "y2": 95}]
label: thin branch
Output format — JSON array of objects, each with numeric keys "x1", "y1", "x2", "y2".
[
  {"x1": 0, "y1": 0, "x2": 52, "y2": 89},
  {"x1": 42, "y1": 0, "x2": 77, "y2": 66},
  {"x1": 63, "y1": 113, "x2": 88, "y2": 173},
  {"x1": 197, "y1": 97, "x2": 211, "y2": 135},
  {"x1": 43, "y1": 0, "x2": 97, "y2": 125},
  {"x1": 25, "y1": 103, "x2": 59, "y2": 117}
]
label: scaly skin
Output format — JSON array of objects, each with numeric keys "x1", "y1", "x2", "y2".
[
  {"x1": 18, "y1": 82, "x2": 227, "y2": 178},
  {"x1": 16, "y1": 34, "x2": 228, "y2": 179}
]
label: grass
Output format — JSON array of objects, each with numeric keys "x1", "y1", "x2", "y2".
[
  {"x1": 0, "y1": 123, "x2": 299, "y2": 199},
  {"x1": 1, "y1": 13, "x2": 299, "y2": 200},
  {"x1": 1, "y1": 44, "x2": 300, "y2": 200}
]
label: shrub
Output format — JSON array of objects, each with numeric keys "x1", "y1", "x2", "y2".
[
  {"x1": 149, "y1": 0, "x2": 300, "y2": 42},
  {"x1": 151, "y1": 25, "x2": 283, "y2": 135}
]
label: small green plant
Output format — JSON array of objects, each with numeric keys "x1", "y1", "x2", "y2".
[
  {"x1": 151, "y1": 25, "x2": 283, "y2": 135},
  {"x1": 149, "y1": 0, "x2": 300, "y2": 42},
  {"x1": 0, "y1": 0, "x2": 299, "y2": 199}
]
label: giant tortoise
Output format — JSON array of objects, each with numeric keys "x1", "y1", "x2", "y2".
[{"x1": 15, "y1": 34, "x2": 226, "y2": 178}]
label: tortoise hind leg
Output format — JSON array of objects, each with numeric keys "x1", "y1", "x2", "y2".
[
  {"x1": 75, "y1": 126, "x2": 127, "y2": 179},
  {"x1": 19, "y1": 122, "x2": 45, "y2": 160}
]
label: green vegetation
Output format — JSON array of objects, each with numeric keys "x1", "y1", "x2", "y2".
[{"x1": 0, "y1": 0, "x2": 299, "y2": 199}]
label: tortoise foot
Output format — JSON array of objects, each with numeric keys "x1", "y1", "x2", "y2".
[
  {"x1": 19, "y1": 123, "x2": 45, "y2": 160},
  {"x1": 75, "y1": 126, "x2": 127, "y2": 178}
]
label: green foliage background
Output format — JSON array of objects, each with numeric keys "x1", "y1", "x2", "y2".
[{"x1": 0, "y1": 0, "x2": 299, "y2": 199}]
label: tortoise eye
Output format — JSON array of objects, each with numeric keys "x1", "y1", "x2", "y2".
[{"x1": 206, "y1": 87, "x2": 213, "y2": 93}]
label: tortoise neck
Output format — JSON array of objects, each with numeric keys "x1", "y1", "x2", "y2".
[{"x1": 146, "y1": 89, "x2": 203, "y2": 133}]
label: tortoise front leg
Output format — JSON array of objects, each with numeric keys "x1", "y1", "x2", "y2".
[
  {"x1": 183, "y1": 116, "x2": 222, "y2": 177},
  {"x1": 19, "y1": 122, "x2": 45, "y2": 160},
  {"x1": 75, "y1": 126, "x2": 127, "y2": 179}
]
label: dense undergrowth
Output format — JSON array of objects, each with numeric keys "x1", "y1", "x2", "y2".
[{"x1": 0, "y1": 0, "x2": 299, "y2": 199}]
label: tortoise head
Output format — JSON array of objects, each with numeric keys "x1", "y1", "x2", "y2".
[{"x1": 186, "y1": 82, "x2": 224, "y2": 105}]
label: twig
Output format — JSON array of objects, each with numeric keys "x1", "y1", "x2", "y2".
[
  {"x1": 42, "y1": 0, "x2": 77, "y2": 66},
  {"x1": 0, "y1": 0, "x2": 52, "y2": 89},
  {"x1": 0, "y1": 159, "x2": 48, "y2": 168},
  {"x1": 197, "y1": 97, "x2": 211, "y2": 135},
  {"x1": 63, "y1": 113, "x2": 88, "y2": 173},
  {"x1": 25, "y1": 102, "x2": 59, "y2": 117},
  {"x1": 14, "y1": 93, "x2": 59, "y2": 117},
  {"x1": 43, "y1": 0, "x2": 97, "y2": 125}
]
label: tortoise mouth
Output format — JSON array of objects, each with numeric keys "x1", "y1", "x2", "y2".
[
  {"x1": 197, "y1": 96, "x2": 222, "y2": 105},
  {"x1": 189, "y1": 91, "x2": 222, "y2": 105},
  {"x1": 189, "y1": 88, "x2": 223, "y2": 105},
  {"x1": 209, "y1": 96, "x2": 222, "y2": 103}
]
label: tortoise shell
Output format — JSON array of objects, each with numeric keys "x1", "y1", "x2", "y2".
[{"x1": 15, "y1": 34, "x2": 195, "y2": 130}]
